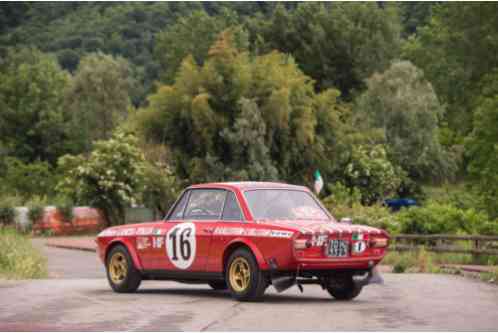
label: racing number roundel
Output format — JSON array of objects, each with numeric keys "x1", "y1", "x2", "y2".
[{"x1": 166, "y1": 222, "x2": 196, "y2": 269}]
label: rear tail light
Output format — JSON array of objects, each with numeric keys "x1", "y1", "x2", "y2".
[
  {"x1": 370, "y1": 237, "x2": 389, "y2": 248},
  {"x1": 294, "y1": 237, "x2": 312, "y2": 250}
]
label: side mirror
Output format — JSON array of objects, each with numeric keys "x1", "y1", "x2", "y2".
[{"x1": 340, "y1": 217, "x2": 352, "y2": 224}]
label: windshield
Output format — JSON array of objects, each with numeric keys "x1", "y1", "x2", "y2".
[{"x1": 244, "y1": 189, "x2": 330, "y2": 220}]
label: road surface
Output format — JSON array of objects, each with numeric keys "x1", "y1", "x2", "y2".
[{"x1": 0, "y1": 240, "x2": 497, "y2": 331}]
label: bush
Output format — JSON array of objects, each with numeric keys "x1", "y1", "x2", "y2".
[
  {"x1": 0, "y1": 227, "x2": 47, "y2": 279},
  {"x1": 57, "y1": 131, "x2": 147, "y2": 227},
  {"x1": 0, "y1": 206, "x2": 16, "y2": 226},
  {"x1": 57, "y1": 204, "x2": 74, "y2": 224},
  {"x1": 55, "y1": 197, "x2": 74, "y2": 224},
  {"x1": 322, "y1": 182, "x2": 399, "y2": 234},
  {"x1": 26, "y1": 196, "x2": 48, "y2": 225},
  {"x1": 0, "y1": 196, "x2": 20, "y2": 226},
  {"x1": 2, "y1": 157, "x2": 58, "y2": 200},
  {"x1": 385, "y1": 248, "x2": 438, "y2": 273},
  {"x1": 397, "y1": 202, "x2": 489, "y2": 235}
]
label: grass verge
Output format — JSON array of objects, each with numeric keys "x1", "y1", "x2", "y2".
[{"x1": 0, "y1": 227, "x2": 47, "y2": 279}]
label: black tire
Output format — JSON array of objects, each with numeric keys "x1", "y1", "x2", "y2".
[
  {"x1": 106, "y1": 244, "x2": 142, "y2": 293},
  {"x1": 225, "y1": 248, "x2": 268, "y2": 301},
  {"x1": 326, "y1": 274, "x2": 362, "y2": 300},
  {"x1": 208, "y1": 281, "x2": 227, "y2": 290}
]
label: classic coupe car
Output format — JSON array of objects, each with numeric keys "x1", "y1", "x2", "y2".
[{"x1": 96, "y1": 182, "x2": 389, "y2": 301}]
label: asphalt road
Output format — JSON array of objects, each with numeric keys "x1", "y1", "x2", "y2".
[{"x1": 0, "y1": 241, "x2": 498, "y2": 331}]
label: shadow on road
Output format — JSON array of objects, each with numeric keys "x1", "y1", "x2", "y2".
[{"x1": 88, "y1": 286, "x2": 353, "y2": 303}]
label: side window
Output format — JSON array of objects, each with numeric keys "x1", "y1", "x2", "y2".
[
  {"x1": 168, "y1": 191, "x2": 189, "y2": 220},
  {"x1": 222, "y1": 192, "x2": 243, "y2": 221},
  {"x1": 184, "y1": 189, "x2": 226, "y2": 220}
]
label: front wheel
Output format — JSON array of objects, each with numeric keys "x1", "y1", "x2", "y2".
[
  {"x1": 106, "y1": 244, "x2": 141, "y2": 293},
  {"x1": 326, "y1": 275, "x2": 362, "y2": 300},
  {"x1": 225, "y1": 248, "x2": 267, "y2": 301}
]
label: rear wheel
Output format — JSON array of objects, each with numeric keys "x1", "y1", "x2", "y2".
[
  {"x1": 208, "y1": 281, "x2": 227, "y2": 290},
  {"x1": 225, "y1": 248, "x2": 267, "y2": 301},
  {"x1": 106, "y1": 245, "x2": 141, "y2": 293},
  {"x1": 326, "y1": 274, "x2": 362, "y2": 300}
]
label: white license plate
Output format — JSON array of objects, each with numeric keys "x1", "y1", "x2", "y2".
[{"x1": 328, "y1": 240, "x2": 349, "y2": 257}]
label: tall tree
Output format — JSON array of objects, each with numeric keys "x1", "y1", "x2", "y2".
[
  {"x1": 65, "y1": 52, "x2": 133, "y2": 151},
  {"x1": 0, "y1": 47, "x2": 71, "y2": 164},
  {"x1": 402, "y1": 3, "x2": 498, "y2": 139},
  {"x1": 154, "y1": 9, "x2": 248, "y2": 83},
  {"x1": 247, "y1": 3, "x2": 401, "y2": 97},
  {"x1": 354, "y1": 61, "x2": 454, "y2": 182},
  {"x1": 466, "y1": 71, "x2": 498, "y2": 218},
  {"x1": 137, "y1": 30, "x2": 349, "y2": 185}
]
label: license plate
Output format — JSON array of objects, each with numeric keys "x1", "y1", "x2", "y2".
[{"x1": 328, "y1": 240, "x2": 349, "y2": 257}]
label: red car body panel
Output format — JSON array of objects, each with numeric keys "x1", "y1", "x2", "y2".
[{"x1": 96, "y1": 182, "x2": 389, "y2": 279}]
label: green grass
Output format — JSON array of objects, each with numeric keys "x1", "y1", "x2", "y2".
[{"x1": 0, "y1": 227, "x2": 47, "y2": 279}]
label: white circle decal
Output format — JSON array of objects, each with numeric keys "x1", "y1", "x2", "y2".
[
  {"x1": 166, "y1": 222, "x2": 196, "y2": 269},
  {"x1": 353, "y1": 241, "x2": 367, "y2": 253}
]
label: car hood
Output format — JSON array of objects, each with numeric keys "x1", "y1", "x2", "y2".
[{"x1": 254, "y1": 219, "x2": 388, "y2": 237}]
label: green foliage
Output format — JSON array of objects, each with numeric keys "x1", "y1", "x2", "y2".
[
  {"x1": 55, "y1": 197, "x2": 74, "y2": 224},
  {"x1": 0, "y1": 204, "x2": 16, "y2": 226},
  {"x1": 1, "y1": 157, "x2": 57, "y2": 200},
  {"x1": 397, "y1": 202, "x2": 491, "y2": 235},
  {"x1": 248, "y1": 3, "x2": 401, "y2": 96},
  {"x1": 355, "y1": 60, "x2": 454, "y2": 182},
  {"x1": 386, "y1": 248, "x2": 439, "y2": 274},
  {"x1": 402, "y1": 4, "x2": 498, "y2": 139},
  {"x1": 26, "y1": 196, "x2": 48, "y2": 225},
  {"x1": 322, "y1": 183, "x2": 399, "y2": 234},
  {"x1": 345, "y1": 145, "x2": 401, "y2": 205},
  {"x1": 0, "y1": 3, "x2": 206, "y2": 105},
  {"x1": 65, "y1": 52, "x2": 134, "y2": 151},
  {"x1": 57, "y1": 131, "x2": 147, "y2": 226},
  {"x1": 0, "y1": 227, "x2": 47, "y2": 279},
  {"x1": 139, "y1": 30, "x2": 350, "y2": 185},
  {"x1": 142, "y1": 163, "x2": 180, "y2": 217},
  {"x1": 155, "y1": 9, "x2": 248, "y2": 83},
  {"x1": 465, "y1": 71, "x2": 498, "y2": 219},
  {"x1": 0, "y1": 47, "x2": 72, "y2": 165}
]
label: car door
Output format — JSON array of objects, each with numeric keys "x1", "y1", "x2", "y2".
[
  {"x1": 207, "y1": 190, "x2": 246, "y2": 272},
  {"x1": 140, "y1": 188, "x2": 227, "y2": 273}
]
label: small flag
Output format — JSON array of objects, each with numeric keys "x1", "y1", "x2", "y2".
[
  {"x1": 352, "y1": 233, "x2": 364, "y2": 241},
  {"x1": 314, "y1": 170, "x2": 324, "y2": 194}
]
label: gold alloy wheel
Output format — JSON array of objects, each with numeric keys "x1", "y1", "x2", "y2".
[
  {"x1": 229, "y1": 257, "x2": 251, "y2": 292},
  {"x1": 109, "y1": 252, "x2": 128, "y2": 284}
]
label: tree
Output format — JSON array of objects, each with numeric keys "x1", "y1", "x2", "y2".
[
  {"x1": 1, "y1": 157, "x2": 56, "y2": 200},
  {"x1": 138, "y1": 30, "x2": 350, "y2": 185},
  {"x1": 154, "y1": 9, "x2": 248, "y2": 83},
  {"x1": 65, "y1": 52, "x2": 133, "y2": 152},
  {"x1": 466, "y1": 71, "x2": 498, "y2": 219},
  {"x1": 0, "y1": 47, "x2": 71, "y2": 164},
  {"x1": 345, "y1": 145, "x2": 401, "y2": 205},
  {"x1": 354, "y1": 61, "x2": 454, "y2": 182},
  {"x1": 247, "y1": 3, "x2": 401, "y2": 97},
  {"x1": 57, "y1": 131, "x2": 147, "y2": 226},
  {"x1": 402, "y1": 3, "x2": 498, "y2": 139}
]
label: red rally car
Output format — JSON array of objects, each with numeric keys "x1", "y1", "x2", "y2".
[{"x1": 96, "y1": 182, "x2": 389, "y2": 301}]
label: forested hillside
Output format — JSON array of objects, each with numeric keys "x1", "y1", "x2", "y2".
[{"x1": 0, "y1": 2, "x2": 497, "y2": 233}]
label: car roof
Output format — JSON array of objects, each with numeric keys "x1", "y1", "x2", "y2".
[{"x1": 188, "y1": 181, "x2": 310, "y2": 192}]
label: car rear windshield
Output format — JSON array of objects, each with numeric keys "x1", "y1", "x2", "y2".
[{"x1": 244, "y1": 189, "x2": 330, "y2": 220}]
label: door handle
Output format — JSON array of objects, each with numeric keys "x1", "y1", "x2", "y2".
[{"x1": 203, "y1": 227, "x2": 215, "y2": 234}]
